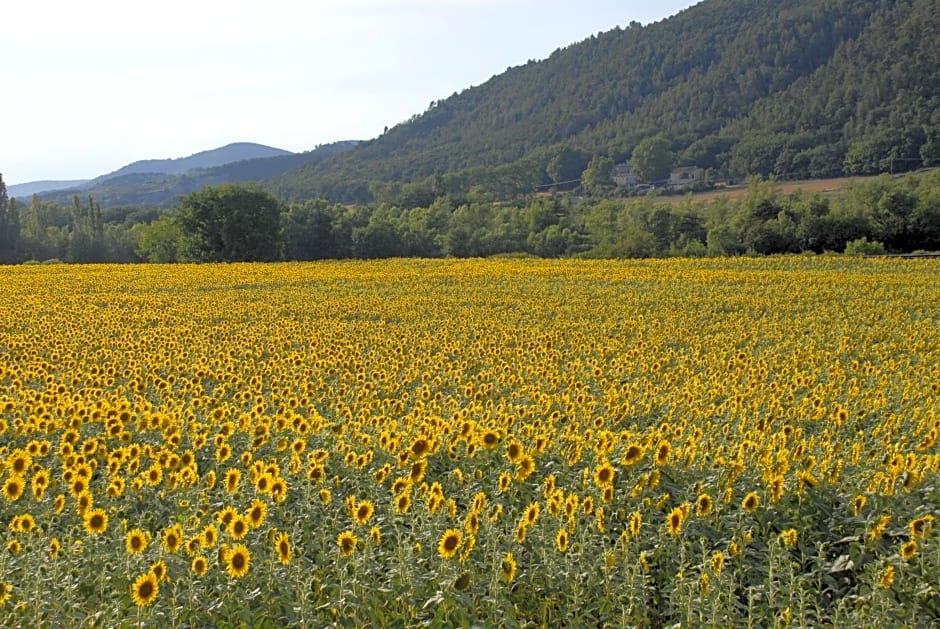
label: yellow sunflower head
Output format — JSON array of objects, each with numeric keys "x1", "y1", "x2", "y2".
[
  {"x1": 84, "y1": 508, "x2": 109, "y2": 535},
  {"x1": 438, "y1": 528, "x2": 463, "y2": 559},
  {"x1": 130, "y1": 572, "x2": 159, "y2": 606},
  {"x1": 225, "y1": 544, "x2": 251, "y2": 578}
]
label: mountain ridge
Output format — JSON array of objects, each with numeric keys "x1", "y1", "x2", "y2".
[
  {"x1": 90, "y1": 142, "x2": 294, "y2": 184},
  {"x1": 8, "y1": 142, "x2": 295, "y2": 199},
  {"x1": 37, "y1": 141, "x2": 360, "y2": 207}
]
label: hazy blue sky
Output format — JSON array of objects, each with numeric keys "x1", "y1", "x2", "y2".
[{"x1": 3, "y1": 0, "x2": 699, "y2": 185}]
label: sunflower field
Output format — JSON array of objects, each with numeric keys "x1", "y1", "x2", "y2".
[{"x1": 0, "y1": 257, "x2": 938, "y2": 627}]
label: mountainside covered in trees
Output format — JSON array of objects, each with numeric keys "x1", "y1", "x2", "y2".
[{"x1": 272, "y1": 0, "x2": 940, "y2": 203}]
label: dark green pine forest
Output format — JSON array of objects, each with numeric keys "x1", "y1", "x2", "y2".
[{"x1": 2, "y1": 0, "x2": 939, "y2": 263}]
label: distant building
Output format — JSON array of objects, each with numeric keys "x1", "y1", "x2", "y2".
[
  {"x1": 669, "y1": 166, "x2": 705, "y2": 189},
  {"x1": 611, "y1": 162, "x2": 638, "y2": 187}
]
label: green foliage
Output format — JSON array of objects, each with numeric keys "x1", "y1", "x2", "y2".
[
  {"x1": 546, "y1": 148, "x2": 590, "y2": 185},
  {"x1": 631, "y1": 136, "x2": 674, "y2": 183},
  {"x1": 844, "y1": 237, "x2": 887, "y2": 256},
  {"x1": 176, "y1": 184, "x2": 283, "y2": 262},
  {"x1": 135, "y1": 215, "x2": 186, "y2": 263},
  {"x1": 581, "y1": 156, "x2": 615, "y2": 192},
  {"x1": 0, "y1": 174, "x2": 22, "y2": 264}
]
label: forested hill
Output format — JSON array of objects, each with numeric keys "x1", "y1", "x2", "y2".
[{"x1": 273, "y1": 0, "x2": 940, "y2": 203}]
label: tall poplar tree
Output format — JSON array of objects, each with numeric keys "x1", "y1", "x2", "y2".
[{"x1": 0, "y1": 174, "x2": 22, "y2": 263}]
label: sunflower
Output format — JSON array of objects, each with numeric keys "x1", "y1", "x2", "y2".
[
  {"x1": 711, "y1": 551, "x2": 725, "y2": 577},
  {"x1": 910, "y1": 514, "x2": 934, "y2": 539},
  {"x1": 8, "y1": 450, "x2": 31, "y2": 476},
  {"x1": 556, "y1": 529, "x2": 569, "y2": 553},
  {"x1": 370, "y1": 526, "x2": 381, "y2": 546},
  {"x1": 319, "y1": 488, "x2": 332, "y2": 505},
  {"x1": 224, "y1": 469, "x2": 241, "y2": 493},
  {"x1": 655, "y1": 441, "x2": 671, "y2": 466},
  {"x1": 666, "y1": 506, "x2": 684, "y2": 537},
  {"x1": 868, "y1": 514, "x2": 892, "y2": 542},
  {"x1": 126, "y1": 529, "x2": 150, "y2": 555},
  {"x1": 464, "y1": 512, "x2": 480, "y2": 537},
  {"x1": 162, "y1": 524, "x2": 184, "y2": 553},
  {"x1": 581, "y1": 496, "x2": 594, "y2": 515},
  {"x1": 0, "y1": 582, "x2": 11, "y2": 605},
  {"x1": 106, "y1": 478, "x2": 125, "y2": 498},
  {"x1": 31, "y1": 469, "x2": 49, "y2": 490},
  {"x1": 409, "y1": 437, "x2": 430, "y2": 458},
  {"x1": 629, "y1": 511, "x2": 643, "y2": 538},
  {"x1": 506, "y1": 441, "x2": 524, "y2": 464},
  {"x1": 145, "y1": 465, "x2": 163, "y2": 487},
  {"x1": 390, "y1": 477, "x2": 410, "y2": 495},
  {"x1": 438, "y1": 528, "x2": 463, "y2": 559},
  {"x1": 130, "y1": 571, "x2": 159, "y2": 606},
  {"x1": 900, "y1": 540, "x2": 918, "y2": 560},
  {"x1": 227, "y1": 514, "x2": 249, "y2": 541},
  {"x1": 274, "y1": 532, "x2": 292, "y2": 565},
  {"x1": 354, "y1": 500, "x2": 375, "y2": 525},
  {"x1": 594, "y1": 462, "x2": 616, "y2": 488},
  {"x1": 853, "y1": 495, "x2": 867, "y2": 517},
  {"x1": 696, "y1": 493, "x2": 714, "y2": 517},
  {"x1": 741, "y1": 492, "x2": 760, "y2": 512},
  {"x1": 2, "y1": 476, "x2": 24, "y2": 502},
  {"x1": 76, "y1": 491, "x2": 93, "y2": 514},
  {"x1": 497, "y1": 472, "x2": 512, "y2": 493},
  {"x1": 523, "y1": 501, "x2": 540, "y2": 526},
  {"x1": 879, "y1": 565, "x2": 895, "y2": 589},
  {"x1": 395, "y1": 492, "x2": 411, "y2": 514},
  {"x1": 337, "y1": 531, "x2": 357, "y2": 557},
  {"x1": 564, "y1": 494, "x2": 580, "y2": 519},
  {"x1": 255, "y1": 472, "x2": 273, "y2": 495},
  {"x1": 246, "y1": 499, "x2": 268, "y2": 529},
  {"x1": 49, "y1": 537, "x2": 61, "y2": 559},
  {"x1": 479, "y1": 430, "x2": 499, "y2": 449},
  {"x1": 53, "y1": 493, "x2": 65, "y2": 514},
  {"x1": 409, "y1": 460, "x2": 427, "y2": 483},
  {"x1": 780, "y1": 528, "x2": 799, "y2": 548},
  {"x1": 185, "y1": 536, "x2": 201, "y2": 556},
  {"x1": 7, "y1": 539, "x2": 21, "y2": 555},
  {"x1": 15, "y1": 514, "x2": 35, "y2": 533},
  {"x1": 84, "y1": 508, "x2": 109, "y2": 535},
  {"x1": 500, "y1": 552, "x2": 517, "y2": 583},
  {"x1": 622, "y1": 444, "x2": 645, "y2": 466},
  {"x1": 515, "y1": 455, "x2": 535, "y2": 481},
  {"x1": 270, "y1": 478, "x2": 287, "y2": 502},
  {"x1": 225, "y1": 544, "x2": 251, "y2": 578},
  {"x1": 201, "y1": 523, "x2": 218, "y2": 548},
  {"x1": 192, "y1": 555, "x2": 208, "y2": 576}
]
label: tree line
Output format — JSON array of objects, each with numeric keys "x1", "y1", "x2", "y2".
[{"x1": 2, "y1": 171, "x2": 938, "y2": 264}]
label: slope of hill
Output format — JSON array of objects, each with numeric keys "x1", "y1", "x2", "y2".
[
  {"x1": 91, "y1": 142, "x2": 293, "y2": 183},
  {"x1": 42, "y1": 141, "x2": 359, "y2": 208},
  {"x1": 8, "y1": 179, "x2": 90, "y2": 198},
  {"x1": 272, "y1": 0, "x2": 940, "y2": 202}
]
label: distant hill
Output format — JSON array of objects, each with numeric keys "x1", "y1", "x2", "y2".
[
  {"x1": 91, "y1": 142, "x2": 294, "y2": 184},
  {"x1": 41, "y1": 141, "x2": 359, "y2": 208},
  {"x1": 271, "y1": 0, "x2": 940, "y2": 202},
  {"x1": 11, "y1": 142, "x2": 296, "y2": 202},
  {"x1": 8, "y1": 179, "x2": 90, "y2": 198}
]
